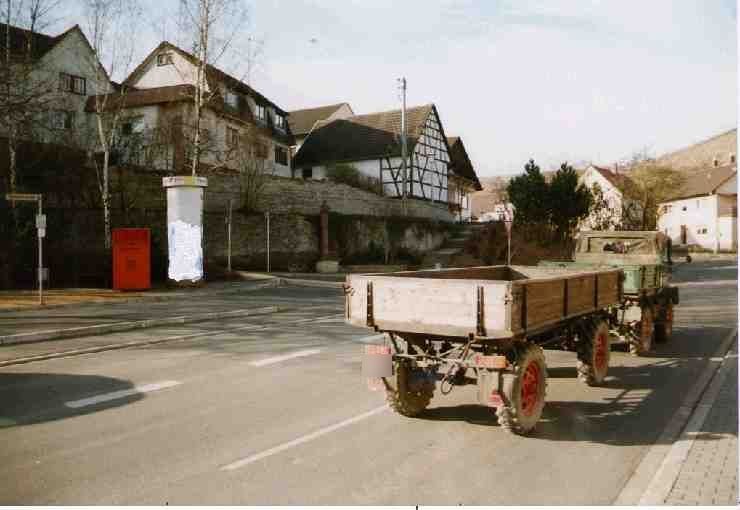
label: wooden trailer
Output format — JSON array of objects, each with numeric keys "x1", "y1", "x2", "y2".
[{"x1": 346, "y1": 265, "x2": 623, "y2": 435}]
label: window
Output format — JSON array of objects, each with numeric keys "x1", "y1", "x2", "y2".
[
  {"x1": 256, "y1": 104, "x2": 266, "y2": 122},
  {"x1": 226, "y1": 126, "x2": 239, "y2": 147},
  {"x1": 157, "y1": 53, "x2": 173, "y2": 66},
  {"x1": 274, "y1": 146, "x2": 288, "y2": 166},
  {"x1": 50, "y1": 110, "x2": 74, "y2": 130},
  {"x1": 59, "y1": 72, "x2": 86, "y2": 95},
  {"x1": 731, "y1": 154, "x2": 736, "y2": 164},
  {"x1": 121, "y1": 116, "x2": 144, "y2": 135},
  {"x1": 713, "y1": 157, "x2": 719, "y2": 167},
  {"x1": 224, "y1": 90, "x2": 238, "y2": 108},
  {"x1": 697, "y1": 227, "x2": 708, "y2": 235},
  {"x1": 275, "y1": 113, "x2": 286, "y2": 130},
  {"x1": 302, "y1": 167, "x2": 313, "y2": 179}
]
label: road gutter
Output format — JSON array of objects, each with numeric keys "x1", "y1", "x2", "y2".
[{"x1": 613, "y1": 327, "x2": 738, "y2": 505}]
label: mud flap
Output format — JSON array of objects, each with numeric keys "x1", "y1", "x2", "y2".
[
  {"x1": 477, "y1": 370, "x2": 514, "y2": 408},
  {"x1": 363, "y1": 344, "x2": 392, "y2": 391}
]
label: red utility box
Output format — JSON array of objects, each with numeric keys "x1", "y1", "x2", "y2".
[{"x1": 112, "y1": 228, "x2": 151, "y2": 290}]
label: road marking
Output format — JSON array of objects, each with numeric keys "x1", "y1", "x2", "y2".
[
  {"x1": 249, "y1": 349, "x2": 322, "y2": 367},
  {"x1": 221, "y1": 405, "x2": 388, "y2": 471},
  {"x1": 65, "y1": 380, "x2": 182, "y2": 409},
  {"x1": 672, "y1": 279, "x2": 737, "y2": 288}
]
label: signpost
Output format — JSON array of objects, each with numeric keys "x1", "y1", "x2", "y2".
[
  {"x1": 499, "y1": 205, "x2": 513, "y2": 266},
  {"x1": 6, "y1": 193, "x2": 45, "y2": 305}
]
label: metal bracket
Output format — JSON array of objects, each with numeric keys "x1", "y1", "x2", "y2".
[
  {"x1": 476, "y1": 286, "x2": 486, "y2": 337},
  {"x1": 366, "y1": 281, "x2": 375, "y2": 327}
]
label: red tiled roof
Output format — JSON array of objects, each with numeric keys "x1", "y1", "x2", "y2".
[{"x1": 288, "y1": 103, "x2": 351, "y2": 136}]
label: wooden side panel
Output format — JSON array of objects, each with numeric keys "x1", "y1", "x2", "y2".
[
  {"x1": 346, "y1": 274, "x2": 510, "y2": 337},
  {"x1": 567, "y1": 275, "x2": 596, "y2": 315},
  {"x1": 597, "y1": 272, "x2": 621, "y2": 308},
  {"x1": 520, "y1": 279, "x2": 565, "y2": 328}
]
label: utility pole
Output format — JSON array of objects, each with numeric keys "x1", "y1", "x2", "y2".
[{"x1": 399, "y1": 77, "x2": 408, "y2": 216}]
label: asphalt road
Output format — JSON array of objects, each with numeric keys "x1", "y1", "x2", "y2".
[{"x1": 0, "y1": 262, "x2": 736, "y2": 504}]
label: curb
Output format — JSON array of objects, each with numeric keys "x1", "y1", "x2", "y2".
[
  {"x1": 279, "y1": 278, "x2": 344, "y2": 289},
  {"x1": 0, "y1": 278, "x2": 280, "y2": 314},
  {"x1": 638, "y1": 338, "x2": 737, "y2": 505},
  {"x1": 0, "y1": 305, "x2": 279, "y2": 346},
  {"x1": 613, "y1": 327, "x2": 738, "y2": 505}
]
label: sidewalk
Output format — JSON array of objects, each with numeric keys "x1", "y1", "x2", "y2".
[
  {"x1": 0, "y1": 273, "x2": 277, "y2": 313},
  {"x1": 664, "y1": 338, "x2": 738, "y2": 505}
]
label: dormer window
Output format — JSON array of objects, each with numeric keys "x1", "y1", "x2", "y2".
[
  {"x1": 275, "y1": 113, "x2": 286, "y2": 131},
  {"x1": 225, "y1": 90, "x2": 238, "y2": 108},
  {"x1": 256, "y1": 104, "x2": 266, "y2": 122}
]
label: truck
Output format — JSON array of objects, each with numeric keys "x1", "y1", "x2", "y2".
[
  {"x1": 539, "y1": 231, "x2": 679, "y2": 356},
  {"x1": 345, "y1": 265, "x2": 624, "y2": 435}
]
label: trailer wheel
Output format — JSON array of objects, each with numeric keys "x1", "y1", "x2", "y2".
[
  {"x1": 496, "y1": 343, "x2": 547, "y2": 435},
  {"x1": 655, "y1": 303, "x2": 674, "y2": 344},
  {"x1": 630, "y1": 306, "x2": 655, "y2": 356},
  {"x1": 576, "y1": 320, "x2": 610, "y2": 386},
  {"x1": 384, "y1": 361, "x2": 435, "y2": 417}
]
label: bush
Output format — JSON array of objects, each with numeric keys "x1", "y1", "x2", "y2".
[{"x1": 326, "y1": 163, "x2": 380, "y2": 195}]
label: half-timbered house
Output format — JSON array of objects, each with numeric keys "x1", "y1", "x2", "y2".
[
  {"x1": 447, "y1": 136, "x2": 483, "y2": 221},
  {"x1": 293, "y1": 104, "x2": 469, "y2": 205}
]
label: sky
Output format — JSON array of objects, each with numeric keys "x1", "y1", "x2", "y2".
[{"x1": 54, "y1": 0, "x2": 737, "y2": 177}]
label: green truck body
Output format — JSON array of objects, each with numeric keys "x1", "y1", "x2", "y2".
[{"x1": 540, "y1": 231, "x2": 679, "y2": 355}]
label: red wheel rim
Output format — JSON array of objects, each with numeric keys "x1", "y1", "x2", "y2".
[
  {"x1": 520, "y1": 361, "x2": 541, "y2": 416},
  {"x1": 594, "y1": 331, "x2": 608, "y2": 372}
]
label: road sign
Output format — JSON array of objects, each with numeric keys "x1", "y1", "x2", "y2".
[{"x1": 5, "y1": 193, "x2": 41, "y2": 202}]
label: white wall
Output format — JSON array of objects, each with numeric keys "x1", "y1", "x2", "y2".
[
  {"x1": 579, "y1": 166, "x2": 623, "y2": 230},
  {"x1": 657, "y1": 194, "x2": 733, "y2": 251},
  {"x1": 132, "y1": 50, "x2": 203, "y2": 91}
]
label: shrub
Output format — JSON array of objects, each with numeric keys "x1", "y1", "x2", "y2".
[{"x1": 326, "y1": 163, "x2": 381, "y2": 195}]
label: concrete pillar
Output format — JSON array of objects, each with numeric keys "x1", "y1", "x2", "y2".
[
  {"x1": 163, "y1": 176, "x2": 208, "y2": 284},
  {"x1": 320, "y1": 201, "x2": 329, "y2": 259}
]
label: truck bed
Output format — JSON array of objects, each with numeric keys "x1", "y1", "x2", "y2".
[
  {"x1": 345, "y1": 265, "x2": 623, "y2": 341},
  {"x1": 538, "y1": 260, "x2": 661, "y2": 295}
]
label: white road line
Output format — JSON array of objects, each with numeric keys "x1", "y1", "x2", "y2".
[
  {"x1": 64, "y1": 380, "x2": 182, "y2": 409},
  {"x1": 249, "y1": 348, "x2": 322, "y2": 367},
  {"x1": 221, "y1": 405, "x2": 388, "y2": 471}
]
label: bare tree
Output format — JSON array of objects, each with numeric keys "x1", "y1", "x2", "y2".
[
  {"x1": 176, "y1": 0, "x2": 248, "y2": 176},
  {"x1": 619, "y1": 151, "x2": 685, "y2": 230},
  {"x1": 81, "y1": 0, "x2": 141, "y2": 249},
  {"x1": 230, "y1": 123, "x2": 273, "y2": 212},
  {"x1": 1, "y1": 0, "x2": 61, "y2": 193}
]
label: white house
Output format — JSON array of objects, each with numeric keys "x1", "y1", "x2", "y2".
[
  {"x1": 85, "y1": 41, "x2": 293, "y2": 176},
  {"x1": 657, "y1": 164, "x2": 737, "y2": 252},
  {"x1": 293, "y1": 104, "x2": 472, "y2": 208},
  {"x1": 288, "y1": 103, "x2": 354, "y2": 152},
  {"x1": 0, "y1": 23, "x2": 112, "y2": 149},
  {"x1": 578, "y1": 164, "x2": 638, "y2": 230}
]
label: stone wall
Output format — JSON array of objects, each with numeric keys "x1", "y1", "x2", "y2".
[{"x1": 1, "y1": 166, "x2": 451, "y2": 286}]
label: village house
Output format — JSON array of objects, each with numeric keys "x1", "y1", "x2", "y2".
[
  {"x1": 0, "y1": 23, "x2": 112, "y2": 150},
  {"x1": 578, "y1": 164, "x2": 638, "y2": 230},
  {"x1": 288, "y1": 103, "x2": 354, "y2": 153},
  {"x1": 293, "y1": 103, "x2": 480, "y2": 219},
  {"x1": 657, "y1": 164, "x2": 737, "y2": 252},
  {"x1": 446, "y1": 136, "x2": 482, "y2": 221},
  {"x1": 85, "y1": 41, "x2": 293, "y2": 176}
]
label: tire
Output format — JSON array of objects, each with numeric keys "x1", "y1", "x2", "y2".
[
  {"x1": 655, "y1": 302, "x2": 674, "y2": 344},
  {"x1": 576, "y1": 319, "x2": 610, "y2": 386},
  {"x1": 496, "y1": 343, "x2": 547, "y2": 435},
  {"x1": 630, "y1": 306, "x2": 655, "y2": 356},
  {"x1": 384, "y1": 361, "x2": 435, "y2": 417}
]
